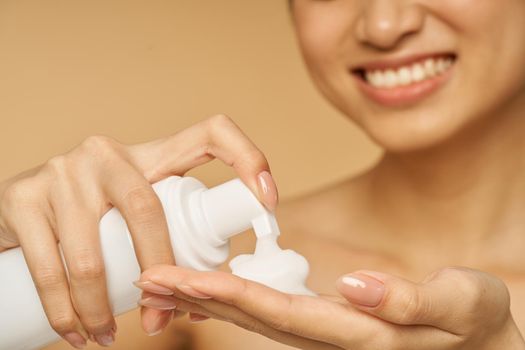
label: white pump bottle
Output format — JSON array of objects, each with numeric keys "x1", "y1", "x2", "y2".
[{"x1": 0, "y1": 176, "x2": 312, "y2": 350}]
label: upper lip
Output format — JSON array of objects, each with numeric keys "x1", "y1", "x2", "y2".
[{"x1": 350, "y1": 52, "x2": 456, "y2": 72}]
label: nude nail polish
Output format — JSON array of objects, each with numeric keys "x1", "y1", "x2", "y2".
[
  {"x1": 138, "y1": 296, "x2": 178, "y2": 310},
  {"x1": 94, "y1": 330, "x2": 114, "y2": 347},
  {"x1": 189, "y1": 313, "x2": 210, "y2": 323},
  {"x1": 176, "y1": 284, "x2": 212, "y2": 299},
  {"x1": 133, "y1": 281, "x2": 174, "y2": 296},
  {"x1": 145, "y1": 310, "x2": 174, "y2": 336},
  {"x1": 257, "y1": 171, "x2": 279, "y2": 212},
  {"x1": 337, "y1": 274, "x2": 385, "y2": 307},
  {"x1": 63, "y1": 332, "x2": 87, "y2": 349}
]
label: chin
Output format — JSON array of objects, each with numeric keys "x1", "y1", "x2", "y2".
[{"x1": 351, "y1": 108, "x2": 472, "y2": 154}]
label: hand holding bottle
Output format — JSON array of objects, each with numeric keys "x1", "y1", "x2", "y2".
[{"x1": 0, "y1": 115, "x2": 278, "y2": 348}]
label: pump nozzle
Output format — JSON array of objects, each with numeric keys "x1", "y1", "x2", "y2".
[{"x1": 199, "y1": 178, "x2": 279, "y2": 241}]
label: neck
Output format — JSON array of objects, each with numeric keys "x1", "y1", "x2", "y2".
[{"x1": 366, "y1": 96, "x2": 525, "y2": 270}]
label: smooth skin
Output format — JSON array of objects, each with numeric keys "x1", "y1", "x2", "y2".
[
  {"x1": 136, "y1": 0, "x2": 525, "y2": 349},
  {"x1": 0, "y1": 115, "x2": 279, "y2": 348}
]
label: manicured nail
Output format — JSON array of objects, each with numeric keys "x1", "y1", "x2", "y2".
[
  {"x1": 189, "y1": 313, "x2": 210, "y2": 323},
  {"x1": 176, "y1": 284, "x2": 212, "y2": 299},
  {"x1": 133, "y1": 280, "x2": 174, "y2": 296},
  {"x1": 145, "y1": 310, "x2": 174, "y2": 336},
  {"x1": 138, "y1": 296, "x2": 178, "y2": 310},
  {"x1": 64, "y1": 332, "x2": 87, "y2": 349},
  {"x1": 257, "y1": 171, "x2": 279, "y2": 212},
  {"x1": 337, "y1": 273, "x2": 385, "y2": 307},
  {"x1": 94, "y1": 330, "x2": 114, "y2": 347}
]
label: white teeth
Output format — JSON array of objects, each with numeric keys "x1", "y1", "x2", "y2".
[
  {"x1": 364, "y1": 56, "x2": 454, "y2": 89},
  {"x1": 424, "y1": 59, "x2": 436, "y2": 77},
  {"x1": 398, "y1": 67, "x2": 412, "y2": 86},
  {"x1": 384, "y1": 70, "x2": 397, "y2": 88},
  {"x1": 411, "y1": 64, "x2": 425, "y2": 82}
]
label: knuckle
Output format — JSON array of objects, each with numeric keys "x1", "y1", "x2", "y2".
[
  {"x1": 82, "y1": 315, "x2": 114, "y2": 334},
  {"x1": 396, "y1": 286, "x2": 428, "y2": 324},
  {"x1": 79, "y1": 135, "x2": 119, "y2": 159},
  {"x1": 207, "y1": 113, "x2": 233, "y2": 128},
  {"x1": 238, "y1": 148, "x2": 267, "y2": 167},
  {"x1": 69, "y1": 253, "x2": 105, "y2": 282},
  {"x1": 121, "y1": 186, "x2": 161, "y2": 218},
  {"x1": 45, "y1": 155, "x2": 70, "y2": 176},
  {"x1": 205, "y1": 114, "x2": 235, "y2": 136},
  {"x1": 49, "y1": 313, "x2": 77, "y2": 334},
  {"x1": 81, "y1": 135, "x2": 114, "y2": 150},
  {"x1": 492, "y1": 276, "x2": 511, "y2": 309},
  {"x1": 34, "y1": 267, "x2": 67, "y2": 292},
  {"x1": 440, "y1": 267, "x2": 490, "y2": 318},
  {"x1": 2, "y1": 180, "x2": 40, "y2": 210}
]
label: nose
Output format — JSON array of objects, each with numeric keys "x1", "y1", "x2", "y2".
[{"x1": 355, "y1": 0, "x2": 425, "y2": 50}]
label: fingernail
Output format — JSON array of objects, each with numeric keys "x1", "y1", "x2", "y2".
[
  {"x1": 64, "y1": 332, "x2": 87, "y2": 349},
  {"x1": 134, "y1": 280, "x2": 174, "y2": 295},
  {"x1": 257, "y1": 171, "x2": 278, "y2": 212},
  {"x1": 176, "y1": 284, "x2": 212, "y2": 299},
  {"x1": 146, "y1": 310, "x2": 174, "y2": 336},
  {"x1": 189, "y1": 313, "x2": 210, "y2": 323},
  {"x1": 338, "y1": 274, "x2": 385, "y2": 307},
  {"x1": 94, "y1": 330, "x2": 114, "y2": 347},
  {"x1": 138, "y1": 296, "x2": 178, "y2": 310}
]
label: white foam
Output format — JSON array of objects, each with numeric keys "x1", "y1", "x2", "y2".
[{"x1": 229, "y1": 235, "x2": 315, "y2": 296}]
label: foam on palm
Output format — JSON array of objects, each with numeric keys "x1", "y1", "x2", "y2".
[{"x1": 229, "y1": 235, "x2": 315, "y2": 296}]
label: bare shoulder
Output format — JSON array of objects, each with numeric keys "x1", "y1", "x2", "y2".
[{"x1": 276, "y1": 173, "x2": 375, "y2": 247}]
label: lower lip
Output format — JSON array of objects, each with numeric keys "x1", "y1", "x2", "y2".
[{"x1": 353, "y1": 64, "x2": 455, "y2": 107}]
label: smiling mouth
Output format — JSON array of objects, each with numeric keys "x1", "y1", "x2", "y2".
[
  {"x1": 350, "y1": 53, "x2": 457, "y2": 106},
  {"x1": 352, "y1": 54, "x2": 456, "y2": 89}
]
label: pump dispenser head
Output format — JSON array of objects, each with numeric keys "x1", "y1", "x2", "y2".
[
  {"x1": 198, "y1": 178, "x2": 280, "y2": 241},
  {"x1": 155, "y1": 176, "x2": 313, "y2": 296}
]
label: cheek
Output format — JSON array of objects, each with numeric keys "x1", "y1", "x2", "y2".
[
  {"x1": 296, "y1": 19, "x2": 344, "y2": 78},
  {"x1": 294, "y1": 3, "x2": 357, "y2": 88},
  {"x1": 452, "y1": 0, "x2": 525, "y2": 111}
]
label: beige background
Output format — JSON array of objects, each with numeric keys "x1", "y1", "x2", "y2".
[{"x1": 0, "y1": 0, "x2": 380, "y2": 349}]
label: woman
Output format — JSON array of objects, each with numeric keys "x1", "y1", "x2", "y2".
[{"x1": 2, "y1": 0, "x2": 525, "y2": 349}]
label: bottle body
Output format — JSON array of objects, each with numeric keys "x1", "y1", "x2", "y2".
[{"x1": 0, "y1": 176, "x2": 229, "y2": 350}]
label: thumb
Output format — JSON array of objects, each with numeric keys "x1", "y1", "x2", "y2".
[{"x1": 335, "y1": 267, "x2": 510, "y2": 332}]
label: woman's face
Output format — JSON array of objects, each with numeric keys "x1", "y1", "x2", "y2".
[{"x1": 292, "y1": 0, "x2": 525, "y2": 152}]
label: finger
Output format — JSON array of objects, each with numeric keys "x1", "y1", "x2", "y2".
[
  {"x1": 140, "y1": 265, "x2": 382, "y2": 347},
  {"x1": 15, "y1": 212, "x2": 89, "y2": 349},
  {"x1": 335, "y1": 267, "x2": 510, "y2": 333},
  {"x1": 52, "y1": 191, "x2": 116, "y2": 346},
  {"x1": 145, "y1": 295, "x2": 344, "y2": 350},
  {"x1": 139, "y1": 291, "x2": 183, "y2": 335},
  {"x1": 140, "y1": 307, "x2": 174, "y2": 336},
  {"x1": 127, "y1": 114, "x2": 278, "y2": 211},
  {"x1": 101, "y1": 161, "x2": 176, "y2": 269}
]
